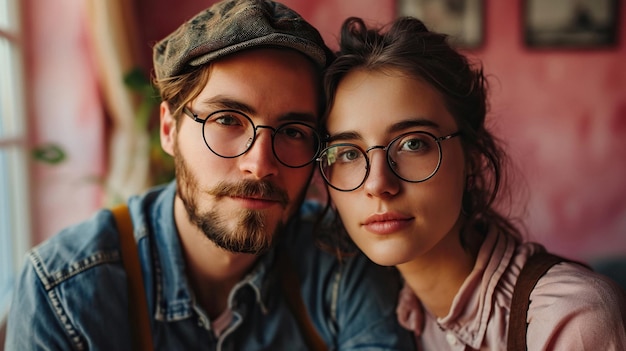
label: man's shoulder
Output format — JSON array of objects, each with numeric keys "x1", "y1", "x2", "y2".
[
  {"x1": 28, "y1": 208, "x2": 122, "y2": 289},
  {"x1": 29, "y1": 181, "x2": 174, "y2": 288},
  {"x1": 8, "y1": 208, "x2": 137, "y2": 350}
]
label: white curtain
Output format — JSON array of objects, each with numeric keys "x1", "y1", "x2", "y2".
[{"x1": 86, "y1": 0, "x2": 150, "y2": 205}]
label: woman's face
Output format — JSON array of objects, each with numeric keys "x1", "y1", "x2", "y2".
[{"x1": 325, "y1": 69, "x2": 466, "y2": 267}]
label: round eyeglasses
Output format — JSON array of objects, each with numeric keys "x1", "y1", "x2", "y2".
[
  {"x1": 184, "y1": 108, "x2": 321, "y2": 168},
  {"x1": 317, "y1": 130, "x2": 460, "y2": 191}
]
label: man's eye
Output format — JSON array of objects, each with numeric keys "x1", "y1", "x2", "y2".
[
  {"x1": 214, "y1": 115, "x2": 243, "y2": 126},
  {"x1": 279, "y1": 126, "x2": 304, "y2": 139}
]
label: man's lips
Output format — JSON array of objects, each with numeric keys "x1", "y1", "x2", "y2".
[
  {"x1": 208, "y1": 180, "x2": 289, "y2": 208},
  {"x1": 362, "y1": 212, "x2": 413, "y2": 235},
  {"x1": 231, "y1": 195, "x2": 283, "y2": 210}
]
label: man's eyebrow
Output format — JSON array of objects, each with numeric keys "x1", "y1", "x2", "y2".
[
  {"x1": 199, "y1": 96, "x2": 317, "y2": 124},
  {"x1": 282, "y1": 112, "x2": 317, "y2": 124},
  {"x1": 199, "y1": 96, "x2": 256, "y2": 115}
]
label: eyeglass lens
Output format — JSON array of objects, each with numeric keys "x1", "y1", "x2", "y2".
[
  {"x1": 202, "y1": 110, "x2": 320, "y2": 168},
  {"x1": 318, "y1": 131, "x2": 443, "y2": 191}
]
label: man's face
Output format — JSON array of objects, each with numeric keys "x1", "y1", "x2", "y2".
[{"x1": 161, "y1": 48, "x2": 319, "y2": 254}]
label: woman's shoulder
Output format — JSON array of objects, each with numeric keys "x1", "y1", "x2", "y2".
[
  {"x1": 532, "y1": 256, "x2": 625, "y2": 306},
  {"x1": 525, "y1": 258, "x2": 626, "y2": 349}
]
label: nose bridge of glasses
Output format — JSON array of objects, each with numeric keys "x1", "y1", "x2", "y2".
[
  {"x1": 365, "y1": 144, "x2": 391, "y2": 165},
  {"x1": 365, "y1": 144, "x2": 387, "y2": 154},
  {"x1": 245, "y1": 125, "x2": 275, "y2": 150},
  {"x1": 363, "y1": 144, "x2": 394, "y2": 174},
  {"x1": 254, "y1": 125, "x2": 277, "y2": 134}
]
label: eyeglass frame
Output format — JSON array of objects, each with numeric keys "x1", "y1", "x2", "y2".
[
  {"x1": 183, "y1": 107, "x2": 322, "y2": 168},
  {"x1": 317, "y1": 130, "x2": 461, "y2": 192}
]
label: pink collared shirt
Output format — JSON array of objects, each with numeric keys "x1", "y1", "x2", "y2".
[{"x1": 397, "y1": 229, "x2": 626, "y2": 350}]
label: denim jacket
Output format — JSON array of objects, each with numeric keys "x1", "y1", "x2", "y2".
[{"x1": 5, "y1": 182, "x2": 414, "y2": 350}]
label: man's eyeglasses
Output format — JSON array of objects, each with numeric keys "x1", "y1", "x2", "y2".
[
  {"x1": 317, "y1": 131, "x2": 460, "y2": 191},
  {"x1": 184, "y1": 108, "x2": 321, "y2": 168}
]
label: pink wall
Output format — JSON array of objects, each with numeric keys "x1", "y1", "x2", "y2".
[
  {"x1": 25, "y1": 0, "x2": 105, "y2": 245},
  {"x1": 476, "y1": 1, "x2": 626, "y2": 259},
  {"x1": 27, "y1": 0, "x2": 626, "y2": 262}
]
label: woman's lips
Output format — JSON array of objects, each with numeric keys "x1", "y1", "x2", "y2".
[{"x1": 362, "y1": 212, "x2": 413, "y2": 235}]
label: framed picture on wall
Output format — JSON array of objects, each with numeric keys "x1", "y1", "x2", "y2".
[
  {"x1": 524, "y1": 0, "x2": 619, "y2": 49},
  {"x1": 397, "y1": 0, "x2": 484, "y2": 49}
]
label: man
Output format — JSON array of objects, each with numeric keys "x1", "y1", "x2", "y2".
[{"x1": 4, "y1": 0, "x2": 414, "y2": 350}]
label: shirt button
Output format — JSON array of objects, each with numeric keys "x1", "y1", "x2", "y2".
[{"x1": 446, "y1": 332, "x2": 459, "y2": 346}]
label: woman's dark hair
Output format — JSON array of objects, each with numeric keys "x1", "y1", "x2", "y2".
[{"x1": 319, "y1": 16, "x2": 522, "y2": 257}]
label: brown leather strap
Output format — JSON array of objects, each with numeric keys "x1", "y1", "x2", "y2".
[
  {"x1": 111, "y1": 204, "x2": 154, "y2": 351},
  {"x1": 277, "y1": 253, "x2": 328, "y2": 351},
  {"x1": 507, "y1": 252, "x2": 564, "y2": 351}
]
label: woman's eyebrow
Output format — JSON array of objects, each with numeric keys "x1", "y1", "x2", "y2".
[
  {"x1": 387, "y1": 118, "x2": 440, "y2": 134},
  {"x1": 327, "y1": 131, "x2": 362, "y2": 143},
  {"x1": 327, "y1": 118, "x2": 440, "y2": 142}
]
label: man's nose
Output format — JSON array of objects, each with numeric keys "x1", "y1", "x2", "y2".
[{"x1": 238, "y1": 128, "x2": 279, "y2": 179}]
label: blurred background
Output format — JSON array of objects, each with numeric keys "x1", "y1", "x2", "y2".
[{"x1": 1, "y1": 0, "x2": 625, "y2": 339}]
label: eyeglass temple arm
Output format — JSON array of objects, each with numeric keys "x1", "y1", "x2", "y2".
[
  {"x1": 438, "y1": 131, "x2": 462, "y2": 142},
  {"x1": 183, "y1": 107, "x2": 206, "y2": 124}
]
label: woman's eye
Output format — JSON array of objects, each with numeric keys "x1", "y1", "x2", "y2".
[
  {"x1": 338, "y1": 149, "x2": 361, "y2": 162},
  {"x1": 401, "y1": 138, "x2": 425, "y2": 151}
]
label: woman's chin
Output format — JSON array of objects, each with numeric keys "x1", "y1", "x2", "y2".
[{"x1": 360, "y1": 245, "x2": 413, "y2": 267}]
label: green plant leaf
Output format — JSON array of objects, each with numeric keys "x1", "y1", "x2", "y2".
[{"x1": 32, "y1": 143, "x2": 66, "y2": 164}]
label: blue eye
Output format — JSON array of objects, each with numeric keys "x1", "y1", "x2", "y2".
[
  {"x1": 401, "y1": 138, "x2": 425, "y2": 151},
  {"x1": 396, "y1": 134, "x2": 432, "y2": 153},
  {"x1": 339, "y1": 149, "x2": 360, "y2": 161}
]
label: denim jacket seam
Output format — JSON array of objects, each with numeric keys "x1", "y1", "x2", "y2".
[
  {"x1": 151, "y1": 238, "x2": 194, "y2": 321},
  {"x1": 30, "y1": 249, "x2": 121, "y2": 290},
  {"x1": 29, "y1": 252, "x2": 88, "y2": 350},
  {"x1": 330, "y1": 268, "x2": 341, "y2": 325},
  {"x1": 47, "y1": 288, "x2": 87, "y2": 350}
]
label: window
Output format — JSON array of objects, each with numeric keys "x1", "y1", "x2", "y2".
[{"x1": 0, "y1": 0, "x2": 30, "y2": 320}]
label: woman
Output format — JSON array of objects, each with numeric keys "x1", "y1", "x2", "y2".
[{"x1": 317, "y1": 16, "x2": 626, "y2": 350}]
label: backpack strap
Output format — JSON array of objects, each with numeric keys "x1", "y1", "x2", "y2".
[
  {"x1": 507, "y1": 252, "x2": 567, "y2": 351},
  {"x1": 277, "y1": 252, "x2": 328, "y2": 351},
  {"x1": 111, "y1": 204, "x2": 154, "y2": 351}
]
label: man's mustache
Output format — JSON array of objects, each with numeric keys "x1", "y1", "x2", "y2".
[{"x1": 207, "y1": 180, "x2": 289, "y2": 208}]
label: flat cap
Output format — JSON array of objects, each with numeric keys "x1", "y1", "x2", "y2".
[{"x1": 153, "y1": 0, "x2": 330, "y2": 80}]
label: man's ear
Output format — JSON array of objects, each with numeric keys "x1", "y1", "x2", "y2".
[{"x1": 160, "y1": 101, "x2": 176, "y2": 156}]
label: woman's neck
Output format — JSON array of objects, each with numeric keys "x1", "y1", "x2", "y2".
[{"x1": 397, "y1": 223, "x2": 477, "y2": 318}]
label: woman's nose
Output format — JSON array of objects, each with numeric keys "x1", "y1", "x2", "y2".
[{"x1": 362, "y1": 149, "x2": 400, "y2": 198}]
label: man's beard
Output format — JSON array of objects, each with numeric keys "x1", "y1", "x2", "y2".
[{"x1": 173, "y1": 141, "x2": 306, "y2": 254}]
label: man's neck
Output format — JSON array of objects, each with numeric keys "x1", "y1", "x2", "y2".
[
  {"x1": 185, "y1": 245, "x2": 257, "y2": 319},
  {"x1": 174, "y1": 199, "x2": 259, "y2": 319}
]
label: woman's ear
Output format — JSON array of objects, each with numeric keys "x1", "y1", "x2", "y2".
[{"x1": 160, "y1": 101, "x2": 177, "y2": 156}]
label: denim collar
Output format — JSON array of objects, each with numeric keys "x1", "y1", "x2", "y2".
[{"x1": 138, "y1": 181, "x2": 276, "y2": 322}]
